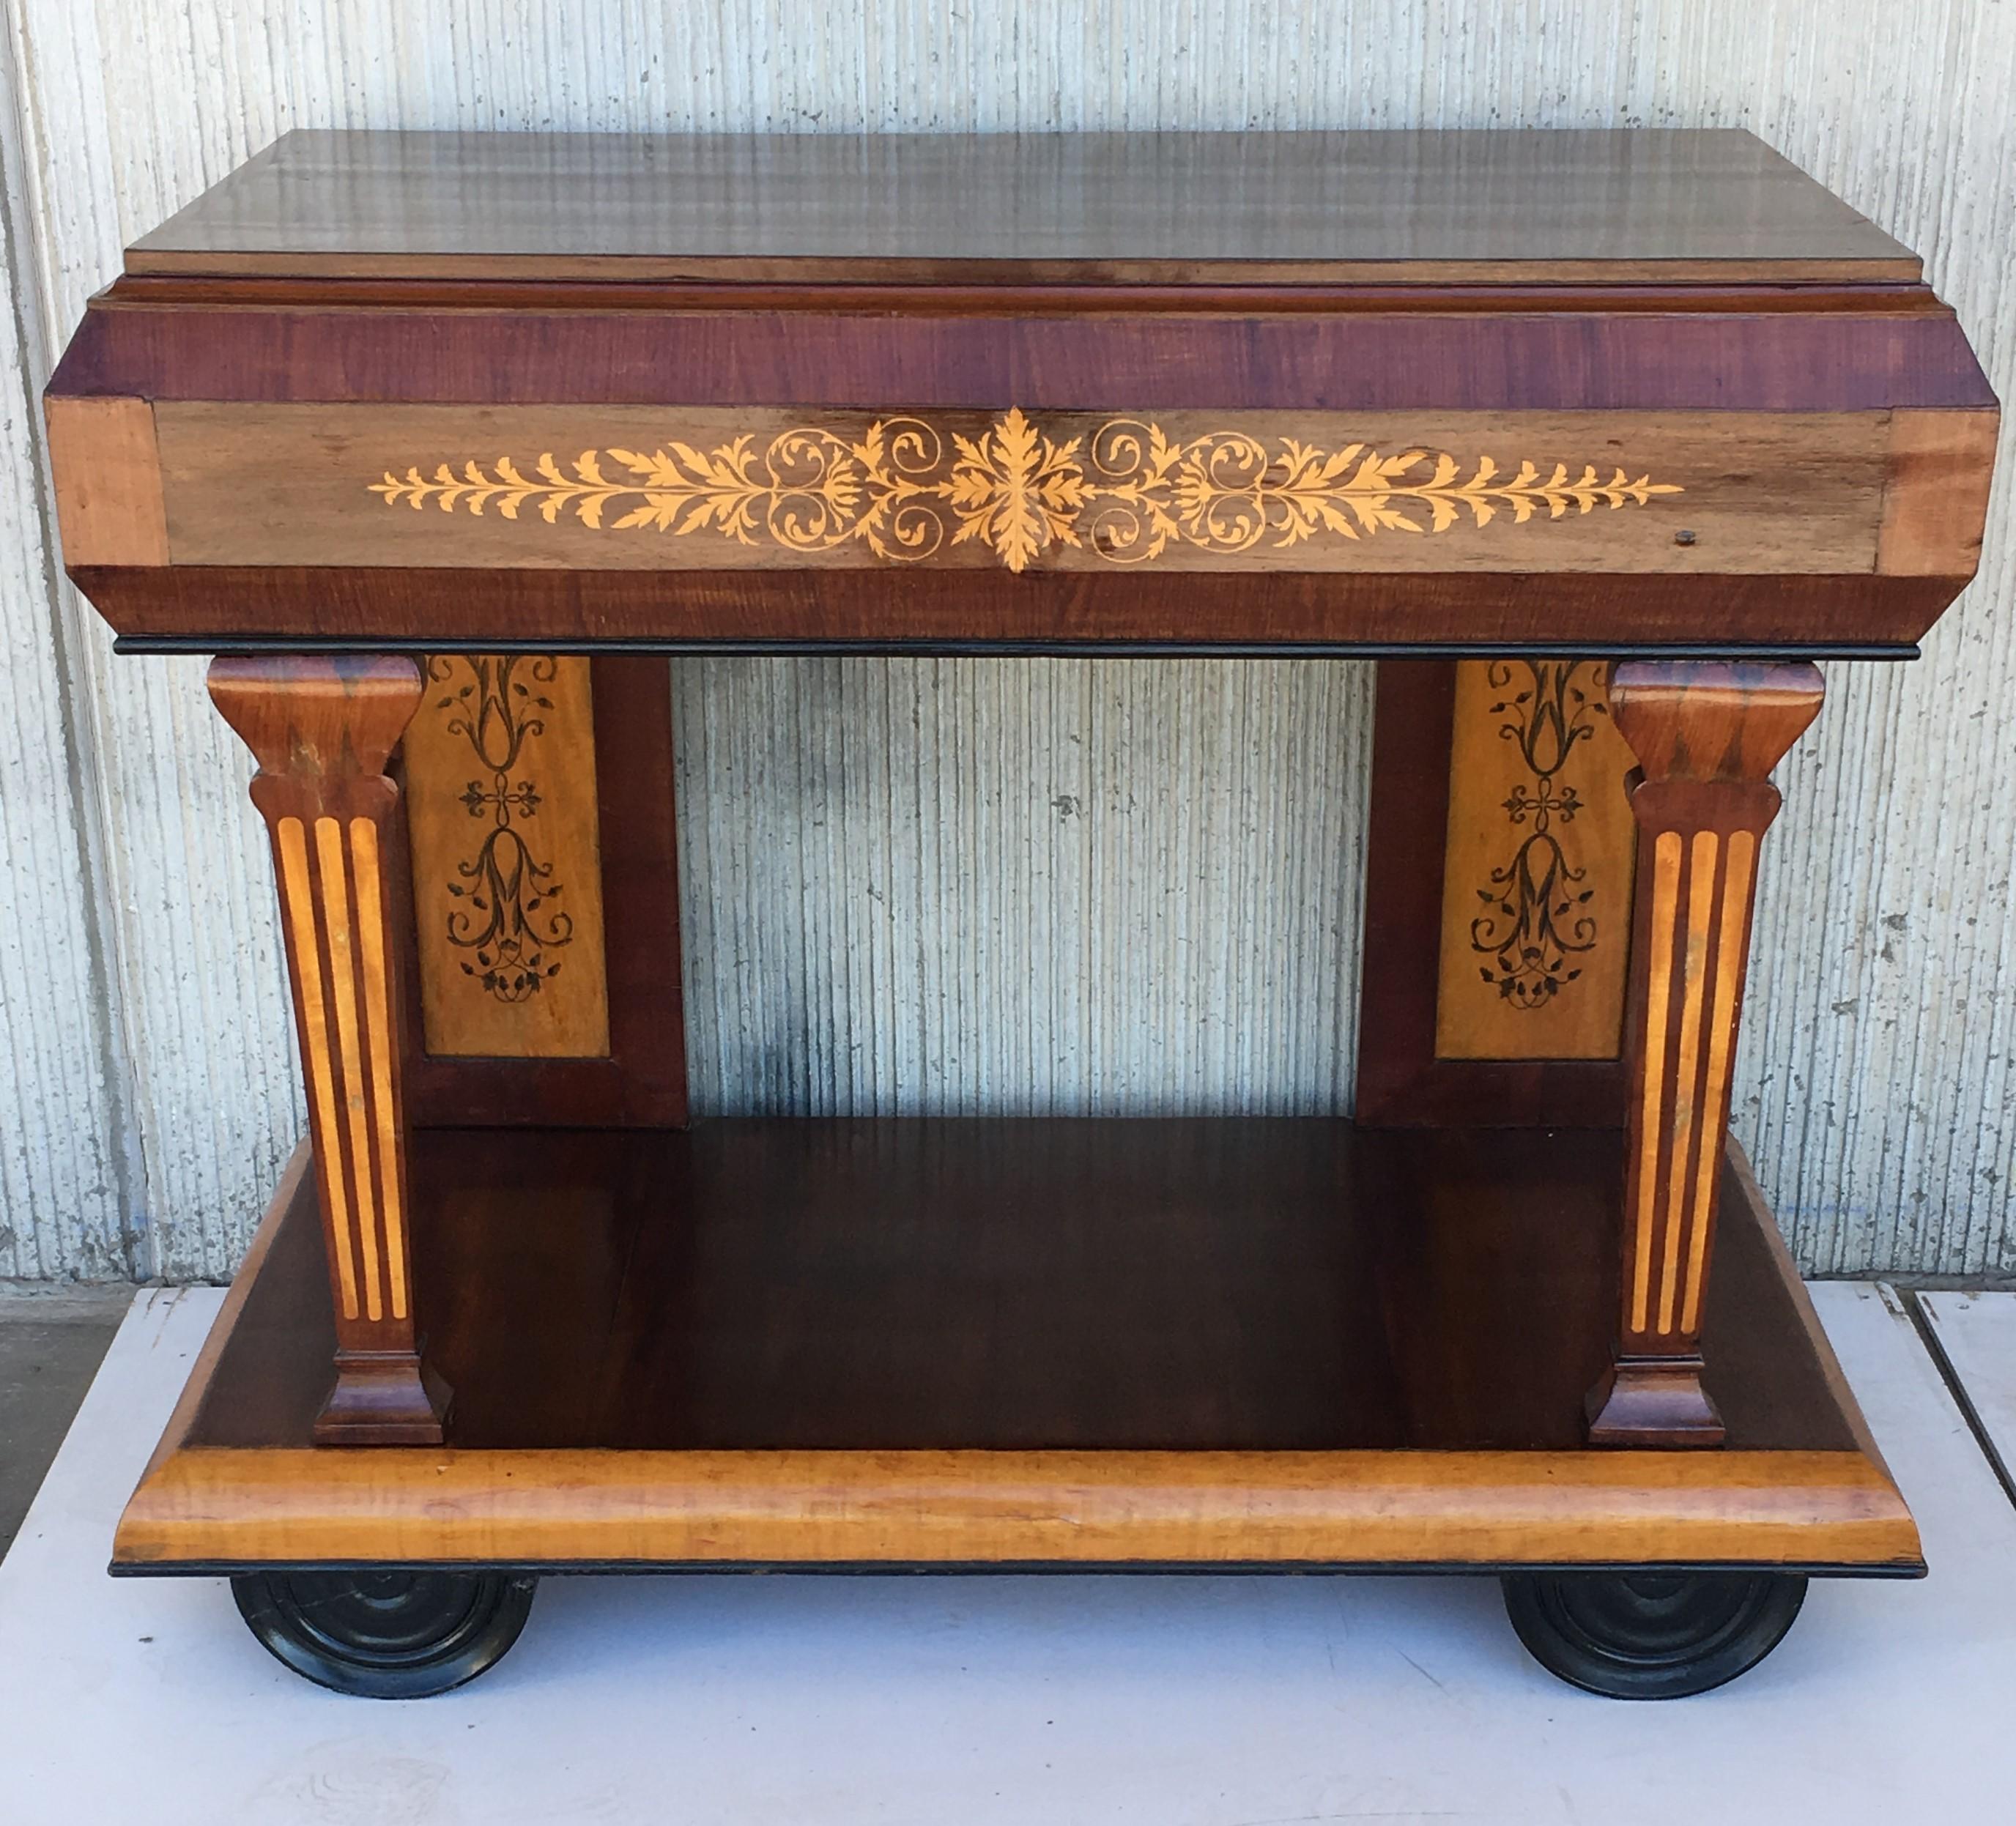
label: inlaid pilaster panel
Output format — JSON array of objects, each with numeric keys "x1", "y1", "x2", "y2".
[
  {"x1": 402, "y1": 654, "x2": 611, "y2": 1059},
  {"x1": 1434, "y1": 658, "x2": 1637, "y2": 1061}
]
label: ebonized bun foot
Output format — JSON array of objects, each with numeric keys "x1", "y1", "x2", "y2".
[
  {"x1": 1500, "y1": 1570, "x2": 1806, "y2": 1699},
  {"x1": 232, "y1": 1569, "x2": 536, "y2": 1697}
]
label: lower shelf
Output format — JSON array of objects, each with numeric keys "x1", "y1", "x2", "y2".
[{"x1": 114, "y1": 1119, "x2": 1920, "y2": 1575}]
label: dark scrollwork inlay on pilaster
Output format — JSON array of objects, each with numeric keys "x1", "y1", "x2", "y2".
[
  {"x1": 428, "y1": 656, "x2": 577, "y2": 1004},
  {"x1": 1469, "y1": 658, "x2": 1613, "y2": 1009}
]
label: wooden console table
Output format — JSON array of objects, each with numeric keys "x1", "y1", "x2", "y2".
[{"x1": 44, "y1": 128, "x2": 1997, "y2": 1699}]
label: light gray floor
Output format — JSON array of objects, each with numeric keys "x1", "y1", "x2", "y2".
[
  {"x1": 0, "y1": 1285, "x2": 133, "y2": 1562},
  {"x1": 2, "y1": 1283, "x2": 2015, "y2": 1825},
  {"x1": 1920, "y1": 1289, "x2": 2016, "y2": 1502}
]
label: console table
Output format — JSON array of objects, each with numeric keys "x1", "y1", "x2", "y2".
[{"x1": 44, "y1": 128, "x2": 1997, "y2": 1700}]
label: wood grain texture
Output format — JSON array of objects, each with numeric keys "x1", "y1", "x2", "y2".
[
  {"x1": 41, "y1": 396, "x2": 166, "y2": 568},
  {"x1": 146, "y1": 403, "x2": 1883, "y2": 578},
  {"x1": 178, "y1": 1118, "x2": 1850, "y2": 1455},
  {"x1": 99, "y1": 273, "x2": 1957, "y2": 316},
  {"x1": 1724, "y1": 1135, "x2": 1897, "y2": 1481},
  {"x1": 75, "y1": 565, "x2": 1962, "y2": 654},
  {"x1": 131, "y1": 1140, "x2": 310, "y2": 1490},
  {"x1": 111, "y1": 1113, "x2": 1917, "y2": 1570},
  {"x1": 398, "y1": 656, "x2": 688, "y2": 1128},
  {"x1": 1879, "y1": 407, "x2": 2002, "y2": 576},
  {"x1": 207, "y1": 656, "x2": 448, "y2": 1444},
  {"x1": 1434, "y1": 659, "x2": 1637, "y2": 1061},
  {"x1": 1355, "y1": 661, "x2": 1627, "y2": 1127},
  {"x1": 123, "y1": 127, "x2": 1919, "y2": 283},
  {"x1": 111, "y1": 1444, "x2": 1918, "y2": 1570},
  {"x1": 56, "y1": 297, "x2": 1994, "y2": 412},
  {"x1": 402, "y1": 655, "x2": 610, "y2": 1059},
  {"x1": 1590, "y1": 660, "x2": 1825, "y2": 1447}
]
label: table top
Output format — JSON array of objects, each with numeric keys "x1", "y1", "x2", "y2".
[
  {"x1": 46, "y1": 128, "x2": 1996, "y2": 657},
  {"x1": 127, "y1": 127, "x2": 1918, "y2": 286}
]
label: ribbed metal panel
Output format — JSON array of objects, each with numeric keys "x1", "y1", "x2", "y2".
[
  {"x1": 0, "y1": 44, "x2": 129, "y2": 1277},
  {"x1": 0, "y1": 1, "x2": 2012, "y2": 1277},
  {"x1": 675, "y1": 657, "x2": 1371, "y2": 1119}
]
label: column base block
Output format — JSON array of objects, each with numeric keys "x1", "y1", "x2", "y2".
[
  {"x1": 1585, "y1": 1357, "x2": 1726, "y2": 1448},
  {"x1": 314, "y1": 1351, "x2": 453, "y2": 1446}
]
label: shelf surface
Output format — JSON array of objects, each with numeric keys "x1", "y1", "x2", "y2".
[
  {"x1": 189, "y1": 1119, "x2": 1849, "y2": 1455},
  {"x1": 117, "y1": 1121, "x2": 1916, "y2": 1572}
]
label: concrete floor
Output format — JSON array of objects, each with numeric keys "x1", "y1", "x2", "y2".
[
  {"x1": 3, "y1": 1284, "x2": 2016, "y2": 1825},
  {"x1": 0, "y1": 1285, "x2": 133, "y2": 1562}
]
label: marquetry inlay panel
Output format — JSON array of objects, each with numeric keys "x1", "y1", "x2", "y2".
[
  {"x1": 147, "y1": 404, "x2": 1899, "y2": 577},
  {"x1": 402, "y1": 654, "x2": 611, "y2": 1060},
  {"x1": 1434, "y1": 658, "x2": 1637, "y2": 1062},
  {"x1": 368, "y1": 409, "x2": 1682, "y2": 572}
]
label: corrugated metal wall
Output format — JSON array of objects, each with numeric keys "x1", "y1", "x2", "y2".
[{"x1": 0, "y1": 0, "x2": 2012, "y2": 1280}]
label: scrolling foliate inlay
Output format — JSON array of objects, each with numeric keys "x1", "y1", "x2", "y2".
[
  {"x1": 1434, "y1": 658, "x2": 1637, "y2": 1064},
  {"x1": 404, "y1": 654, "x2": 612, "y2": 1061},
  {"x1": 428, "y1": 656, "x2": 576, "y2": 1004},
  {"x1": 1467, "y1": 661, "x2": 1613, "y2": 1009},
  {"x1": 368, "y1": 410, "x2": 1683, "y2": 572}
]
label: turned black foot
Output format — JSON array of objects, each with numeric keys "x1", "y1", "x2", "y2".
[
  {"x1": 233, "y1": 1570, "x2": 537, "y2": 1698},
  {"x1": 1501, "y1": 1570, "x2": 1806, "y2": 1699}
]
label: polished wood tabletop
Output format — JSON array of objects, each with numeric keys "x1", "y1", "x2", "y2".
[
  {"x1": 128, "y1": 127, "x2": 1916, "y2": 283},
  {"x1": 47, "y1": 128, "x2": 1995, "y2": 656}
]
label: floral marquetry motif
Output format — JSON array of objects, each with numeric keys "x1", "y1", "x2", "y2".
[
  {"x1": 430, "y1": 656, "x2": 575, "y2": 1004},
  {"x1": 369, "y1": 410, "x2": 1684, "y2": 573},
  {"x1": 1470, "y1": 661, "x2": 1612, "y2": 1009},
  {"x1": 1434, "y1": 658, "x2": 1639, "y2": 1063},
  {"x1": 401, "y1": 655, "x2": 612, "y2": 1061}
]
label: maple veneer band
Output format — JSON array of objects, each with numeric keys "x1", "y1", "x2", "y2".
[
  {"x1": 1658, "y1": 830, "x2": 1720, "y2": 1338},
  {"x1": 43, "y1": 396, "x2": 169, "y2": 567},
  {"x1": 278, "y1": 812, "x2": 412, "y2": 1329},
  {"x1": 349, "y1": 817, "x2": 409, "y2": 1322},
  {"x1": 1631, "y1": 830, "x2": 1682, "y2": 1335},
  {"x1": 276, "y1": 816, "x2": 360, "y2": 1324},
  {"x1": 1686, "y1": 828, "x2": 1757, "y2": 1334},
  {"x1": 113, "y1": 1446, "x2": 1921, "y2": 1570},
  {"x1": 315, "y1": 815, "x2": 384, "y2": 1324}
]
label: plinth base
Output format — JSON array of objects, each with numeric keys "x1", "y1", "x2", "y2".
[{"x1": 114, "y1": 1121, "x2": 1919, "y2": 1576}]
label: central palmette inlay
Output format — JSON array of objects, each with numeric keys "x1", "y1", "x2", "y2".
[{"x1": 368, "y1": 409, "x2": 1683, "y2": 573}]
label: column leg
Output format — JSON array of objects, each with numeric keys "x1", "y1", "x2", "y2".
[
  {"x1": 1585, "y1": 660, "x2": 1823, "y2": 1447},
  {"x1": 210, "y1": 656, "x2": 451, "y2": 1444}
]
